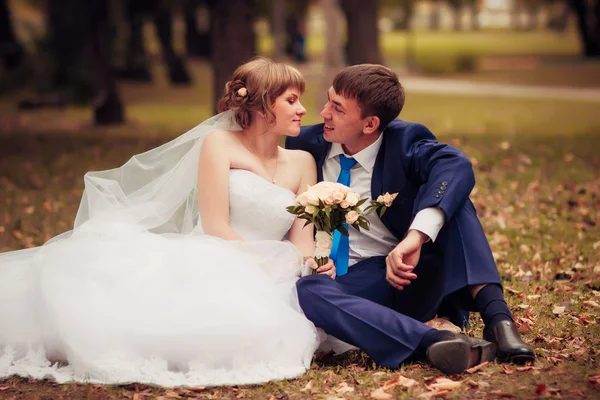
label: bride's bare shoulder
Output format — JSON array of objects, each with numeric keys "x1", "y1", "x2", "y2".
[
  {"x1": 202, "y1": 130, "x2": 244, "y2": 150},
  {"x1": 281, "y1": 148, "x2": 316, "y2": 173}
]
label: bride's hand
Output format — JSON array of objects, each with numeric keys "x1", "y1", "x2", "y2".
[{"x1": 316, "y1": 259, "x2": 336, "y2": 279}]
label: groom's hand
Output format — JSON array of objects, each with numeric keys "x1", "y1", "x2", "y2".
[
  {"x1": 317, "y1": 259, "x2": 336, "y2": 279},
  {"x1": 386, "y1": 230, "x2": 428, "y2": 290}
]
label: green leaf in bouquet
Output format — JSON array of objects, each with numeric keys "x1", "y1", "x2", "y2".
[
  {"x1": 378, "y1": 206, "x2": 388, "y2": 217},
  {"x1": 358, "y1": 218, "x2": 370, "y2": 230},
  {"x1": 356, "y1": 198, "x2": 368, "y2": 207},
  {"x1": 286, "y1": 205, "x2": 297, "y2": 213}
]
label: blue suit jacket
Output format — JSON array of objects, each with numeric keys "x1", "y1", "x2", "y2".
[{"x1": 287, "y1": 119, "x2": 501, "y2": 323}]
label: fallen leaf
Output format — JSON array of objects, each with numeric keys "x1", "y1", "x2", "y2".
[
  {"x1": 465, "y1": 361, "x2": 490, "y2": 373},
  {"x1": 424, "y1": 317, "x2": 461, "y2": 334},
  {"x1": 301, "y1": 380, "x2": 313, "y2": 392},
  {"x1": 427, "y1": 377, "x2": 462, "y2": 390},
  {"x1": 0, "y1": 386, "x2": 9, "y2": 390},
  {"x1": 589, "y1": 374, "x2": 600, "y2": 384},
  {"x1": 335, "y1": 383, "x2": 354, "y2": 394},
  {"x1": 383, "y1": 375, "x2": 418, "y2": 389},
  {"x1": 164, "y1": 392, "x2": 180, "y2": 399},
  {"x1": 370, "y1": 388, "x2": 393, "y2": 400},
  {"x1": 502, "y1": 365, "x2": 514, "y2": 375},
  {"x1": 553, "y1": 305, "x2": 566, "y2": 315},
  {"x1": 535, "y1": 384, "x2": 546, "y2": 395},
  {"x1": 583, "y1": 300, "x2": 600, "y2": 308},
  {"x1": 418, "y1": 389, "x2": 449, "y2": 398},
  {"x1": 133, "y1": 394, "x2": 145, "y2": 400}
]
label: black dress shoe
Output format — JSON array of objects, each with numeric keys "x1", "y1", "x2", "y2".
[
  {"x1": 484, "y1": 320, "x2": 535, "y2": 363},
  {"x1": 426, "y1": 334, "x2": 496, "y2": 375}
]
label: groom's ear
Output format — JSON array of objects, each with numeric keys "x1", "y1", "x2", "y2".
[{"x1": 362, "y1": 116, "x2": 381, "y2": 135}]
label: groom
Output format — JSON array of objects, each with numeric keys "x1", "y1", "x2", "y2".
[{"x1": 286, "y1": 64, "x2": 534, "y2": 374}]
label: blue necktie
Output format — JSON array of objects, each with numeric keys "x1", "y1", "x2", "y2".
[{"x1": 330, "y1": 155, "x2": 357, "y2": 276}]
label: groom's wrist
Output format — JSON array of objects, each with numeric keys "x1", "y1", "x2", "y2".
[{"x1": 407, "y1": 229, "x2": 429, "y2": 246}]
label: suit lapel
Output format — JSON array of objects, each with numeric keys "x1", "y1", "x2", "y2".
[{"x1": 315, "y1": 134, "x2": 330, "y2": 182}]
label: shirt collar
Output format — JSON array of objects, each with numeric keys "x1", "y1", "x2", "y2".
[{"x1": 326, "y1": 133, "x2": 383, "y2": 174}]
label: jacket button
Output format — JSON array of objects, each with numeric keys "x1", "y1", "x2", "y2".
[
  {"x1": 435, "y1": 194, "x2": 441, "y2": 198},
  {"x1": 441, "y1": 181, "x2": 448, "y2": 186}
]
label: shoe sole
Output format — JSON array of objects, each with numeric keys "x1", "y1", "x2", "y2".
[
  {"x1": 427, "y1": 340, "x2": 496, "y2": 375},
  {"x1": 499, "y1": 352, "x2": 535, "y2": 364}
]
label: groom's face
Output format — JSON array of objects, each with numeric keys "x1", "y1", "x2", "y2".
[{"x1": 320, "y1": 87, "x2": 367, "y2": 145}]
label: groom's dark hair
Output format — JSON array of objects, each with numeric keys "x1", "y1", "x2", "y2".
[{"x1": 333, "y1": 64, "x2": 405, "y2": 130}]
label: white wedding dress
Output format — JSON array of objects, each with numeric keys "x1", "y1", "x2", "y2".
[{"x1": 0, "y1": 113, "x2": 320, "y2": 387}]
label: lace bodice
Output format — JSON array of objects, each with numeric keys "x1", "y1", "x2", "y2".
[{"x1": 226, "y1": 169, "x2": 297, "y2": 240}]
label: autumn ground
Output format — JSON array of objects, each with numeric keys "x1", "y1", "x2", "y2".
[{"x1": 1, "y1": 20, "x2": 600, "y2": 400}]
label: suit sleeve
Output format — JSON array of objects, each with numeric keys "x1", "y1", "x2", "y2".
[{"x1": 400, "y1": 124, "x2": 475, "y2": 222}]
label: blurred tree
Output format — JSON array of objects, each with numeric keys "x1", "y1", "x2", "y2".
[
  {"x1": 511, "y1": 0, "x2": 542, "y2": 31},
  {"x1": 16, "y1": 0, "x2": 123, "y2": 124},
  {"x1": 184, "y1": 0, "x2": 212, "y2": 58},
  {"x1": 284, "y1": 0, "x2": 309, "y2": 62},
  {"x1": 0, "y1": 0, "x2": 25, "y2": 72},
  {"x1": 545, "y1": 0, "x2": 569, "y2": 33},
  {"x1": 341, "y1": 0, "x2": 382, "y2": 64},
  {"x1": 42, "y1": 0, "x2": 123, "y2": 124},
  {"x1": 208, "y1": 0, "x2": 256, "y2": 111},
  {"x1": 118, "y1": 0, "x2": 191, "y2": 84},
  {"x1": 430, "y1": 0, "x2": 442, "y2": 30},
  {"x1": 572, "y1": 0, "x2": 600, "y2": 57},
  {"x1": 447, "y1": 0, "x2": 479, "y2": 31}
]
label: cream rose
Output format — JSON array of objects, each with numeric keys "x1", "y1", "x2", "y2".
[
  {"x1": 332, "y1": 189, "x2": 345, "y2": 203},
  {"x1": 383, "y1": 193, "x2": 395, "y2": 206},
  {"x1": 305, "y1": 204, "x2": 319, "y2": 215},
  {"x1": 345, "y1": 191, "x2": 359, "y2": 207},
  {"x1": 340, "y1": 200, "x2": 349, "y2": 209},
  {"x1": 345, "y1": 210, "x2": 359, "y2": 224}
]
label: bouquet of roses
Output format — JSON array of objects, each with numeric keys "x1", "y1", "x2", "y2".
[{"x1": 287, "y1": 181, "x2": 397, "y2": 275}]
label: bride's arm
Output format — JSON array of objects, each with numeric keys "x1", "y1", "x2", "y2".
[
  {"x1": 287, "y1": 151, "x2": 317, "y2": 257},
  {"x1": 197, "y1": 132, "x2": 244, "y2": 240}
]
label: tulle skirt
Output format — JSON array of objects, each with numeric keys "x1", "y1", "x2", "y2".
[{"x1": 0, "y1": 220, "x2": 319, "y2": 387}]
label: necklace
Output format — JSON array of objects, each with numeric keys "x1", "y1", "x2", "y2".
[{"x1": 246, "y1": 140, "x2": 279, "y2": 184}]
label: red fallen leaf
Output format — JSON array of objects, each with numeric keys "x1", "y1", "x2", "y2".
[
  {"x1": 535, "y1": 384, "x2": 547, "y2": 395},
  {"x1": 133, "y1": 394, "x2": 145, "y2": 400},
  {"x1": 589, "y1": 374, "x2": 600, "y2": 384},
  {"x1": 465, "y1": 361, "x2": 490, "y2": 373},
  {"x1": 466, "y1": 381, "x2": 478, "y2": 388},
  {"x1": 570, "y1": 389, "x2": 586, "y2": 396},
  {"x1": 502, "y1": 365, "x2": 514, "y2": 375},
  {"x1": 370, "y1": 388, "x2": 393, "y2": 400},
  {"x1": 164, "y1": 392, "x2": 180, "y2": 398},
  {"x1": 583, "y1": 300, "x2": 600, "y2": 308},
  {"x1": 0, "y1": 386, "x2": 10, "y2": 390},
  {"x1": 384, "y1": 375, "x2": 418, "y2": 389},
  {"x1": 43, "y1": 200, "x2": 53, "y2": 212}
]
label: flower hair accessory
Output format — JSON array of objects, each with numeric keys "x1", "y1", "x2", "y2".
[{"x1": 236, "y1": 87, "x2": 248, "y2": 98}]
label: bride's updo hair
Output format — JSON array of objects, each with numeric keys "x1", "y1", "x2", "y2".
[{"x1": 217, "y1": 57, "x2": 305, "y2": 129}]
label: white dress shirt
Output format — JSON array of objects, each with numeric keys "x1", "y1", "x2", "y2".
[{"x1": 323, "y1": 133, "x2": 445, "y2": 267}]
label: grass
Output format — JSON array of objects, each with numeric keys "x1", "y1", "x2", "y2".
[{"x1": 1, "y1": 66, "x2": 600, "y2": 398}]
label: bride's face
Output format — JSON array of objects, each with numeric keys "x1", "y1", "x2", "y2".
[{"x1": 270, "y1": 88, "x2": 306, "y2": 137}]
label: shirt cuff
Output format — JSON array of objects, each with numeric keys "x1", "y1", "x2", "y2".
[{"x1": 409, "y1": 207, "x2": 445, "y2": 242}]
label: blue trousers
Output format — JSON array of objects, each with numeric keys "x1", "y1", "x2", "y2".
[{"x1": 296, "y1": 257, "x2": 434, "y2": 369}]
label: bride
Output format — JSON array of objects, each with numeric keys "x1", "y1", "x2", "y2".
[{"x1": 0, "y1": 58, "x2": 334, "y2": 387}]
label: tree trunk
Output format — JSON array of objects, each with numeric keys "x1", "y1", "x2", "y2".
[
  {"x1": 341, "y1": 0, "x2": 381, "y2": 65},
  {"x1": 121, "y1": 0, "x2": 152, "y2": 82},
  {"x1": 184, "y1": 0, "x2": 209, "y2": 58},
  {"x1": 0, "y1": 0, "x2": 25, "y2": 70},
  {"x1": 467, "y1": 0, "x2": 479, "y2": 30},
  {"x1": 448, "y1": 0, "x2": 462, "y2": 31},
  {"x1": 572, "y1": 0, "x2": 600, "y2": 57},
  {"x1": 153, "y1": 2, "x2": 192, "y2": 85},
  {"x1": 429, "y1": 0, "x2": 442, "y2": 30},
  {"x1": 89, "y1": 0, "x2": 124, "y2": 124},
  {"x1": 396, "y1": 0, "x2": 414, "y2": 31},
  {"x1": 208, "y1": 0, "x2": 256, "y2": 112},
  {"x1": 272, "y1": 0, "x2": 285, "y2": 59}
]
